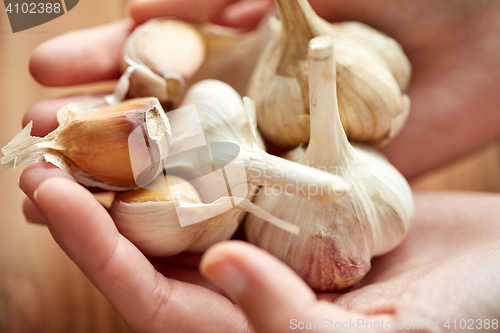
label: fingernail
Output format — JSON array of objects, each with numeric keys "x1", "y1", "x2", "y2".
[
  {"x1": 18, "y1": 178, "x2": 27, "y2": 194},
  {"x1": 201, "y1": 259, "x2": 247, "y2": 298}
]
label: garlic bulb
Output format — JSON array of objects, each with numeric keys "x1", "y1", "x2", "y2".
[
  {"x1": 122, "y1": 19, "x2": 270, "y2": 106},
  {"x1": 247, "y1": 0, "x2": 411, "y2": 147},
  {"x1": 1, "y1": 98, "x2": 171, "y2": 191},
  {"x1": 163, "y1": 79, "x2": 349, "y2": 203},
  {"x1": 245, "y1": 37, "x2": 414, "y2": 292},
  {"x1": 110, "y1": 175, "x2": 299, "y2": 257}
]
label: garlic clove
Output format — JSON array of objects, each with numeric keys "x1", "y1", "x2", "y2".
[
  {"x1": 247, "y1": 0, "x2": 412, "y2": 147},
  {"x1": 123, "y1": 19, "x2": 207, "y2": 107},
  {"x1": 121, "y1": 18, "x2": 271, "y2": 107},
  {"x1": 245, "y1": 37, "x2": 414, "y2": 292},
  {"x1": 165, "y1": 79, "x2": 350, "y2": 203},
  {"x1": 1, "y1": 98, "x2": 171, "y2": 191},
  {"x1": 110, "y1": 175, "x2": 299, "y2": 257}
]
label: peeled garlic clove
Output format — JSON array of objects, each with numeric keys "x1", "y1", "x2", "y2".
[
  {"x1": 1, "y1": 98, "x2": 171, "y2": 191},
  {"x1": 245, "y1": 37, "x2": 415, "y2": 292},
  {"x1": 165, "y1": 79, "x2": 349, "y2": 203},
  {"x1": 247, "y1": 0, "x2": 411, "y2": 147},
  {"x1": 110, "y1": 175, "x2": 299, "y2": 257},
  {"x1": 123, "y1": 20, "x2": 206, "y2": 106}
]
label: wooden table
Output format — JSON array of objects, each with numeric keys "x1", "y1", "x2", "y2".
[{"x1": 0, "y1": 1, "x2": 499, "y2": 332}]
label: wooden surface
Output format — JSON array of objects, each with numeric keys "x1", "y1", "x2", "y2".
[
  {"x1": 0, "y1": 1, "x2": 133, "y2": 332},
  {"x1": 0, "y1": 1, "x2": 499, "y2": 332}
]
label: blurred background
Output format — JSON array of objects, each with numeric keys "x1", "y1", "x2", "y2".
[{"x1": 0, "y1": 0, "x2": 499, "y2": 332}]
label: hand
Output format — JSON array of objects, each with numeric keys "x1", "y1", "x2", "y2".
[
  {"x1": 20, "y1": 0, "x2": 500, "y2": 332},
  {"x1": 200, "y1": 192, "x2": 500, "y2": 332},
  {"x1": 22, "y1": 174, "x2": 500, "y2": 332}
]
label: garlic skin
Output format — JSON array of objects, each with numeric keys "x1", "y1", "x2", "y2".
[
  {"x1": 123, "y1": 20, "x2": 206, "y2": 107},
  {"x1": 164, "y1": 80, "x2": 350, "y2": 203},
  {"x1": 245, "y1": 37, "x2": 414, "y2": 292},
  {"x1": 110, "y1": 175, "x2": 299, "y2": 257},
  {"x1": 122, "y1": 19, "x2": 270, "y2": 106},
  {"x1": 1, "y1": 98, "x2": 171, "y2": 191},
  {"x1": 247, "y1": 0, "x2": 411, "y2": 147}
]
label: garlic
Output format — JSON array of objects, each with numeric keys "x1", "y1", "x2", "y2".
[
  {"x1": 122, "y1": 19, "x2": 270, "y2": 106},
  {"x1": 247, "y1": 0, "x2": 411, "y2": 147},
  {"x1": 163, "y1": 79, "x2": 350, "y2": 203},
  {"x1": 1, "y1": 98, "x2": 171, "y2": 191},
  {"x1": 110, "y1": 175, "x2": 299, "y2": 257},
  {"x1": 245, "y1": 37, "x2": 414, "y2": 292},
  {"x1": 123, "y1": 20, "x2": 206, "y2": 107}
]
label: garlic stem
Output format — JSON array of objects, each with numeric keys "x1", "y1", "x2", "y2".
[
  {"x1": 242, "y1": 148, "x2": 348, "y2": 202},
  {"x1": 275, "y1": 0, "x2": 320, "y2": 39},
  {"x1": 304, "y1": 37, "x2": 355, "y2": 167}
]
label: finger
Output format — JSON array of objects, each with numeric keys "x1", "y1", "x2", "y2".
[
  {"x1": 30, "y1": 20, "x2": 132, "y2": 87},
  {"x1": 19, "y1": 162, "x2": 75, "y2": 201},
  {"x1": 149, "y1": 258, "x2": 221, "y2": 293},
  {"x1": 23, "y1": 197, "x2": 47, "y2": 225},
  {"x1": 212, "y1": 0, "x2": 273, "y2": 30},
  {"x1": 128, "y1": 0, "x2": 238, "y2": 25},
  {"x1": 35, "y1": 178, "x2": 250, "y2": 332},
  {"x1": 22, "y1": 93, "x2": 108, "y2": 137},
  {"x1": 200, "y1": 241, "x2": 317, "y2": 333}
]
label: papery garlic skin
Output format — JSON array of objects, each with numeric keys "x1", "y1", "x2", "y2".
[
  {"x1": 122, "y1": 18, "x2": 270, "y2": 106},
  {"x1": 247, "y1": 0, "x2": 411, "y2": 147},
  {"x1": 245, "y1": 37, "x2": 414, "y2": 292},
  {"x1": 164, "y1": 80, "x2": 350, "y2": 203},
  {"x1": 1, "y1": 98, "x2": 171, "y2": 191},
  {"x1": 123, "y1": 20, "x2": 206, "y2": 106},
  {"x1": 110, "y1": 176, "x2": 299, "y2": 257}
]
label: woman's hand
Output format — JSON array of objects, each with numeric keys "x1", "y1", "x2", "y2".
[
  {"x1": 19, "y1": 1, "x2": 500, "y2": 332},
  {"x1": 22, "y1": 173, "x2": 500, "y2": 332}
]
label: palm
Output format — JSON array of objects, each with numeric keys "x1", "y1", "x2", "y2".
[{"x1": 317, "y1": 192, "x2": 500, "y2": 322}]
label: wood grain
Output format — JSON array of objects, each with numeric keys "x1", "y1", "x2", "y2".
[{"x1": 0, "y1": 1, "x2": 133, "y2": 332}]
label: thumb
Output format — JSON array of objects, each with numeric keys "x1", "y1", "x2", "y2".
[{"x1": 200, "y1": 241, "x2": 317, "y2": 333}]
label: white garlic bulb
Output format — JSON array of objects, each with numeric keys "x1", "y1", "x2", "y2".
[
  {"x1": 245, "y1": 37, "x2": 414, "y2": 292},
  {"x1": 247, "y1": 0, "x2": 411, "y2": 147},
  {"x1": 163, "y1": 80, "x2": 349, "y2": 203}
]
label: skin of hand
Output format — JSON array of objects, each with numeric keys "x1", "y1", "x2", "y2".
[
  {"x1": 18, "y1": 0, "x2": 500, "y2": 332},
  {"x1": 20, "y1": 170, "x2": 500, "y2": 332}
]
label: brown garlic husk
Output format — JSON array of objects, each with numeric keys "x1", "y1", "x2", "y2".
[
  {"x1": 122, "y1": 18, "x2": 271, "y2": 107},
  {"x1": 1, "y1": 98, "x2": 171, "y2": 191},
  {"x1": 247, "y1": 0, "x2": 412, "y2": 147},
  {"x1": 110, "y1": 175, "x2": 299, "y2": 257},
  {"x1": 245, "y1": 37, "x2": 414, "y2": 292}
]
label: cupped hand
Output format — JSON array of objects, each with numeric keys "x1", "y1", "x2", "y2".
[
  {"x1": 19, "y1": 0, "x2": 500, "y2": 332},
  {"x1": 21, "y1": 171, "x2": 500, "y2": 332}
]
